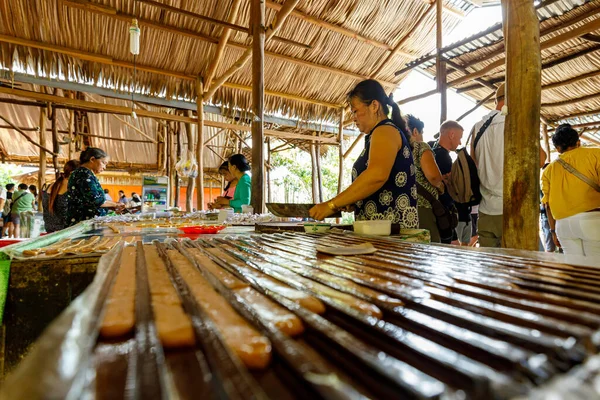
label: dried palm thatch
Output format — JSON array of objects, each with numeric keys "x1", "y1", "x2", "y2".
[
  {"x1": 0, "y1": 0, "x2": 470, "y2": 129},
  {"x1": 416, "y1": 0, "x2": 600, "y2": 146}
]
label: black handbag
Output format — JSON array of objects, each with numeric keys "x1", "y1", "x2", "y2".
[{"x1": 416, "y1": 184, "x2": 458, "y2": 237}]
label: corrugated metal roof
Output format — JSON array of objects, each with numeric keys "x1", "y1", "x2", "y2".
[{"x1": 408, "y1": 0, "x2": 594, "y2": 70}]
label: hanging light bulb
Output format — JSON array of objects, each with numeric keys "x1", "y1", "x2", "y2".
[
  {"x1": 129, "y1": 19, "x2": 140, "y2": 55},
  {"x1": 131, "y1": 110, "x2": 138, "y2": 119}
]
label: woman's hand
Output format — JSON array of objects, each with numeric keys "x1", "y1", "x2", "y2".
[
  {"x1": 552, "y1": 232, "x2": 561, "y2": 248},
  {"x1": 340, "y1": 204, "x2": 355, "y2": 213},
  {"x1": 309, "y1": 202, "x2": 336, "y2": 221}
]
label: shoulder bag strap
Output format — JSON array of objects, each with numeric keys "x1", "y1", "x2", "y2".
[
  {"x1": 416, "y1": 183, "x2": 438, "y2": 203},
  {"x1": 473, "y1": 114, "x2": 496, "y2": 151},
  {"x1": 10, "y1": 193, "x2": 27, "y2": 212},
  {"x1": 556, "y1": 158, "x2": 600, "y2": 192}
]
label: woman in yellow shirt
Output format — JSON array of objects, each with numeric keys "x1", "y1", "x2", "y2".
[{"x1": 542, "y1": 124, "x2": 600, "y2": 257}]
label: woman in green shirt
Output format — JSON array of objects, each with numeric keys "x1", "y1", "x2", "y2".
[{"x1": 214, "y1": 154, "x2": 251, "y2": 212}]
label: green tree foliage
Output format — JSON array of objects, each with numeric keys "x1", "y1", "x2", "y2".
[
  {"x1": 0, "y1": 164, "x2": 22, "y2": 187},
  {"x1": 269, "y1": 140, "x2": 357, "y2": 204}
]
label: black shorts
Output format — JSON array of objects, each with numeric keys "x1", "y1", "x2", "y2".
[{"x1": 3, "y1": 213, "x2": 11, "y2": 224}]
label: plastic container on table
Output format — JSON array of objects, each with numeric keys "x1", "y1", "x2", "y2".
[
  {"x1": 178, "y1": 225, "x2": 226, "y2": 234},
  {"x1": 353, "y1": 220, "x2": 392, "y2": 236}
]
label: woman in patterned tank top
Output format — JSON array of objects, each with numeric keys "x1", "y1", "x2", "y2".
[{"x1": 310, "y1": 79, "x2": 419, "y2": 229}]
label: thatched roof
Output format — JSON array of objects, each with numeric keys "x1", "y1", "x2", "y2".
[
  {"x1": 0, "y1": 0, "x2": 472, "y2": 133},
  {"x1": 410, "y1": 0, "x2": 600, "y2": 144}
]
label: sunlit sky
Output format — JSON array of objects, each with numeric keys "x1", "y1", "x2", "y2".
[{"x1": 395, "y1": 5, "x2": 503, "y2": 143}]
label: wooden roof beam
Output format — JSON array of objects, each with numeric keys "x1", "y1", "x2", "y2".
[
  {"x1": 556, "y1": 107, "x2": 600, "y2": 121},
  {"x1": 0, "y1": 35, "x2": 341, "y2": 109},
  {"x1": 59, "y1": 0, "x2": 396, "y2": 87},
  {"x1": 542, "y1": 91, "x2": 600, "y2": 108},
  {"x1": 203, "y1": 0, "x2": 300, "y2": 101},
  {"x1": 0, "y1": 85, "x2": 340, "y2": 144},
  {"x1": 448, "y1": 16, "x2": 600, "y2": 87},
  {"x1": 204, "y1": 0, "x2": 244, "y2": 92},
  {"x1": 370, "y1": 3, "x2": 435, "y2": 79},
  {"x1": 548, "y1": 120, "x2": 600, "y2": 131},
  {"x1": 265, "y1": 0, "x2": 394, "y2": 52},
  {"x1": 420, "y1": 0, "x2": 466, "y2": 19},
  {"x1": 64, "y1": 0, "x2": 309, "y2": 49}
]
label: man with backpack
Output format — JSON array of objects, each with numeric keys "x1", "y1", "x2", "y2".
[
  {"x1": 433, "y1": 120, "x2": 464, "y2": 244},
  {"x1": 470, "y1": 83, "x2": 546, "y2": 247}
]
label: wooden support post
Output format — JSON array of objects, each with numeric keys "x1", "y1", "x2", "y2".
[
  {"x1": 38, "y1": 108, "x2": 47, "y2": 212},
  {"x1": 310, "y1": 140, "x2": 318, "y2": 203},
  {"x1": 166, "y1": 123, "x2": 172, "y2": 206},
  {"x1": 251, "y1": 0, "x2": 265, "y2": 213},
  {"x1": 338, "y1": 108, "x2": 345, "y2": 194},
  {"x1": 68, "y1": 108, "x2": 74, "y2": 160},
  {"x1": 315, "y1": 133, "x2": 323, "y2": 203},
  {"x1": 542, "y1": 124, "x2": 551, "y2": 163},
  {"x1": 50, "y1": 105, "x2": 60, "y2": 179},
  {"x1": 436, "y1": 0, "x2": 447, "y2": 124},
  {"x1": 196, "y1": 79, "x2": 205, "y2": 211},
  {"x1": 501, "y1": 0, "x2": 542, "y2": 251},
  {"x1": 267, "y1": 137, "x2": 272, "y2": 203},
  {"x1": 185, "y1": 110, "x2": 195, "y2": 212},
  {"x1": 175, "y1": 124, "x2": 181, "y2": 209}
]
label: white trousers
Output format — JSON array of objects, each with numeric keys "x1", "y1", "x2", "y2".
[{"x1": 556, "y1": 211, "x2": 600, "y2": 257}]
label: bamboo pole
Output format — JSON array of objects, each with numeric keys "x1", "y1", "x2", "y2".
[
  {"x1": 501, "y1": 0, "x2": 542, "y2": 251},
  {"x1": 38, "y1": 108, "x2": 47, "y2": 212},
  {"x1": 110, "y1": 115, "x2": 158, "y2": 143},
  {"x1": 68, "y1": 106, "x2": 74, "y2": 160},
  {"x1": 0, "y1": 114, "x2": 57, "y2": 156},
  {"x1": 185, "y1": 110, "x2": 195, "y2": 212},
  {"x1": 0, "y1": 85, "x2": 341, "y2": 144},
  {"x1": 204, "y1": 0, "x2": 301, "y2": 101},
  {"x1": 338, "y1": 108, "x2": 345, "y2": 194},
  {"x1": 315, "y1": 132, "x2": 323, "y2": 203},
  {"x1": 542, "y1": 124, "x2": 551, "y2": 163},
  {"x1": 166, "y1": 123, "x2": 172, "y2": 206},
  {"x1": 436, "y1": 0, "x2": 447, "y2": 124},
  {"x1": 251, "y1": 0, "x2": 266, "y2": 213},
  {"x1": 456, "y1": 93, "x2": 495, "y2": 122},
  {"x1": 204, "y1": 0, "x2": 243, "y2": 91},
  {"x1": 51, "y1": 105, "x2": 60, "y2": 178},
  {"x1": 343, "y1": 133, "x2": 366, "y2": 159},
  {"x1": 267, "y1": 138, "x2": 272, "y2": 203},
  {"x1": 310, "y1": 139, "x2": 318, "y2": 203},
  {"x1": 397, "y1": 89, "x2": 438, "y2": 106},
  {"x1": 175, "y1": 124, "x2": 181, "y2": 208},
  {"x1": 548, "y1": 120, "x2": 600, "y2": 131},
  {"x1": 196, "y1": 79, "x2": 205, "y2": 211}
]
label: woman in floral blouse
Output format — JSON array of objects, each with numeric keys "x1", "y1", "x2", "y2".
[
  {"x1": 66, "y1": 147, "x2": 123, "y2": 226},
  {"x1": 310, "y1": 79, "x2": 418, "y2": 229}
]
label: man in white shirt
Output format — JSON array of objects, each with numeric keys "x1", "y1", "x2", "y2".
[{"x1": 470, "y1": 83, "x2": 546, "y2": 247}]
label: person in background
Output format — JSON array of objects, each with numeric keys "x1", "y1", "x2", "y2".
[
  {"x1": 67, "y1": 147, "x2": 123, "y2": 225},
  {"x1": 469, "y1": 204, "x2": 479, "y2": 246},
  {"x1": 310, "y1": 79, "x2": 418, "y2": 228},
  {"x1": 214, "y1": 154, "x2": 251, "y2": 213},
  {"x1": 29, "y1": 185, "x2": 38, "y2": 211},
  {"x1": 407, "y1": 114, "x2": 444, "y2": 243},
  {"x1": 128, "y1": 192, "x2": 143, "y2": 208},
  {"x1": 2, "y1": 184, "x2": 15, "y2": 238},
  {"x1": 104, "y1": 189, "x2": 113, "y2": 202},
  {"x1": 11, "y1": 183, "x2": 35, "y2": 238},
  {"x1": 0, "y1": 184, "x2": 5, "y2": 238},
  {"x1": 43, "y1": 160, "x2": 80, "y2": 233},
  {"x1": 118, "y1": 190, "x2": 128, "y2": 205},
  {"x1": 543, "y1": 124, "x2": 600, "y2": 257},
  {"x1": 471, "y1": 83, "x2": 546, "y2": 247},
  {"x1": 433, "y1": 120, "x2": 464, "y2": 244},
  {"x1": 209, "y1": 161, "x2": 239, "y2": 210}
]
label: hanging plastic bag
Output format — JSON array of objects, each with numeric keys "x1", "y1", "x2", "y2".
[{"x1": 175, "y1": 150, "x2": 198, "y2": 178}]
